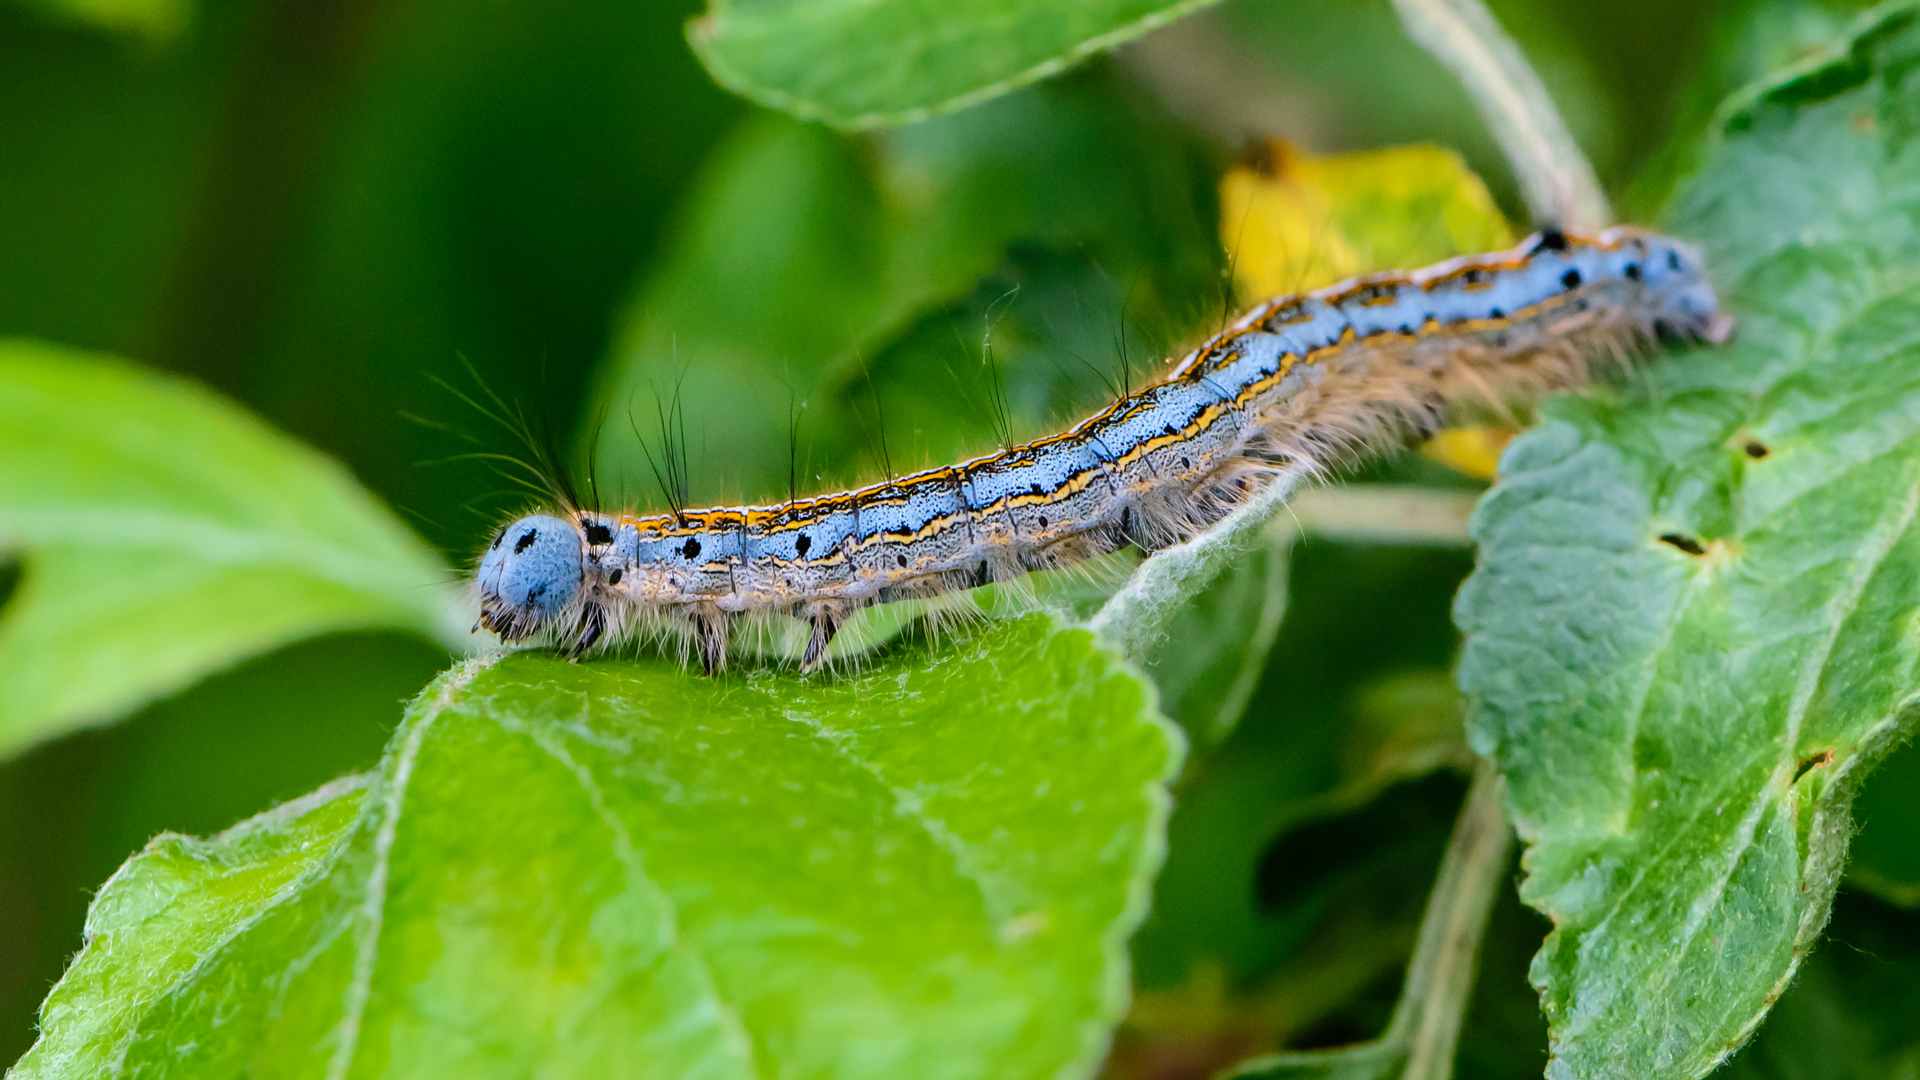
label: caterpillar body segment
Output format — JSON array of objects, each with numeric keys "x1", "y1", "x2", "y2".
[{"x1": 475, "y1": 227, "x2": 1729, "y2": 672}]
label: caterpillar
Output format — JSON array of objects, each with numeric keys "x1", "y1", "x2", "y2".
[{"x1": 476, "y1": 226, "x2": 1729, "y2": 673}]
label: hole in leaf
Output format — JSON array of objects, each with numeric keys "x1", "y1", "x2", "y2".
[
  {"x1": 1793, "y1": 750, "x2": 1836, "y2": 785},
  {"x1": 1744, "y1": 440, "x2": 1771, "y2": 460},
  {"x1": 1660, "y1": 533, "x2": 1707, "y2": 556}
]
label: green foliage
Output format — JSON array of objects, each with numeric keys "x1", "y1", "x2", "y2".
[
  {"x1": 8, "y1": 0, "x2": 1920, "y2": 1076},
  {"x1": 4, "y1": 0, "x2": 189, "y2": 40},
  {"x1": 15, "y1": 618, "x2": 1178, "y2": 1080},
  {"x1": 1719, "y1": 893, "x2": 1920, "y2": 1078},
  {"x1": 0, "y1": 342, "x2": 459, "y2": 760},
  {"x1": 689, "y1": 0, "x2": 1222, "y2": 128},
  {"x1": 1456, "y1": 5, "x2": 1920, "y2": 1075},
  {"x1": 591, "y1": 77, "x2": 1217, "y2": 506},
  {"x1": 0, "y1": 630, "x2": 455, "y2": 1068},
  {"x1": 1123, "y1": 542, "x2": 1478, "y2": 1062},
  {"x1": 1848, "y1": 737, "x2": 1920, "y2": 905}
]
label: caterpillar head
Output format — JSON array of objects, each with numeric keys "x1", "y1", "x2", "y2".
[
  {"x1": 1633, "y1": 234, "x2": 1734, "y2": 344},
  {"x1": 476, "y1": 514, "x2": 585, "y2": 642}
]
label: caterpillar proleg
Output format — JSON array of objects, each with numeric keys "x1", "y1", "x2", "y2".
[{"x1": 476, "y1": 227, "x2": 1728, "y2": 673}]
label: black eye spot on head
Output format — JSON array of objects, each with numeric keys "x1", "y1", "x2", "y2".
[
  {"x1": 681, "y1": 537, "x2": 702, "y2": 559},
  {"x1": 1744, "y1": 440, "x2": 1771, "y2": 460},
  {"x1": 1668, "y1": 249, "x2": 1683, "y2": 271},
  {"x1": 1532, "y1": 227, "x2": 1569, "y2": 253},
  {"x1": 1625, "y1": 263, "x2": 1643, "y2": 282},
  {"x1": 608, "y1": 568, "x2": 624, "y2": 585},
  {"x1": 1488, "y1": 308, "x2": 1504, "y2": 320},
  {"x1": 515, "y1": 529, "x2": 538, "y2": 554},
  {"x1": 896, "y1": 554, "x2": 908, "y2": 568},
  {"x1": 1037, "y1": 515, "x2": 1048, "y2": 527},
  {"x1": 582, "y1": 520, "x2": 613, "y2": 546},
  {"x1": 1464, "y1": 268, "x2": 1491, "y2": 286},
  {"x1": 490, "y1": 531, "x2": 504, "y2": 551},
  {"x1": 795, "y1": 534, "x2": 811, "y2": 557},
  {"x1": 1562, "y1": 269, "x2": 1582, "y2": 290}
]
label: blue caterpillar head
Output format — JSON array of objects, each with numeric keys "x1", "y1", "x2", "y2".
[
  {"x1": 476, "y1": 515, "x2": 584, "y2": 641},
  {"x1": 1629, "y1": 234, "x2": 1733, "y2": 344}
]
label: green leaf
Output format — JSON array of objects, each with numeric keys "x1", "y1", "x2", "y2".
[
  {"x1": 16, "y1": 615, "x2": 1182, "y2": 1080},
  {"x1": 1716, "y1": 893, "x2": 1920, "y2": 1078},
  {"x1": 1455, "y1": 6, "x2": 1920, "y2": 1075},
  {"x1": 687, "y1": 0, "x2": 1218, "y2": 129},
  {"x1": 0, "y1": 341, "x2": 461, "y2": 759},
  {"x1": 1846, "y1": 737, "x2": 1920, "y2": 906}
]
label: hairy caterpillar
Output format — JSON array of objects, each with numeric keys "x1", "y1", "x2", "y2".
[{"x1": 476, "y1": 227, "x2": 1729, "y2": 673}]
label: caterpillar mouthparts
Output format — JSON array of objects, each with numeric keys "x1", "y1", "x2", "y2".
[{"x1": 477, "y1": 226, "x2": 1729, "y2": 673}]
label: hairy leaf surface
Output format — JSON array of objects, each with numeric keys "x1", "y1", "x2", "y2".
[
  {"x1": 16, "y1": 617, "x2": 1180, "y2": 1080},
  {"x1": 1456, "y1": 7, "x2": 1920, "y2": 1076}
]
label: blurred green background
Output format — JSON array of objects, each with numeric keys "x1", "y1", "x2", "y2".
[{"x1": 3, "y1": 0, "x2": 1915, "y2": 1074}]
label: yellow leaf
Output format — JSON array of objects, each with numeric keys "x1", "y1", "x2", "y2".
[
  {"x1": 1220, "y1": 141, "x2": 1514, "y2": 302},
  {"x1": 1420, "y1": 425, "x2": 1514, "y2": 481}
]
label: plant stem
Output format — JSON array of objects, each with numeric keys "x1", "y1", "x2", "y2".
[
  {"x1": 1290, "y1": 487, "x2": 1478, "y2": 547},
  {"x1": 1389, "y1": 0, "x2": 1610, "y2": 230},
  {"x1": 1389, "y1": 757, "x2": 1513, "y2": 1080},
  {"x1": 1222, "y1": 758, "x2": 1513, "y2": 1080}
]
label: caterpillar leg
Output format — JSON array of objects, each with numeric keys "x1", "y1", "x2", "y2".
[
  {"x1": 689, "y1": 610, "x2": 728, "y2": 675},
  {"x1": 800, "y1": 605, "x2": 843, "y2": 673},
  {"x1": 565, "y1": 604, "x2": 606, "y2": 660}
]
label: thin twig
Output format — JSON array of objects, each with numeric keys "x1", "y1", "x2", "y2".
[
  {"x1": 1389, "y1": 0, "x2": 1610, "y2": 230},
  {"x1": 1290, "y1": 487, "x2": 1479, "y2": 547},
  {"x1": 1392, "y1": 757, "x2": 1513, "y2": 1080}
]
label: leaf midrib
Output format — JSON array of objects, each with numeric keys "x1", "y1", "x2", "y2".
[{"x1": 525, "y1": 721, "x2": 766, "y2": 1080}]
